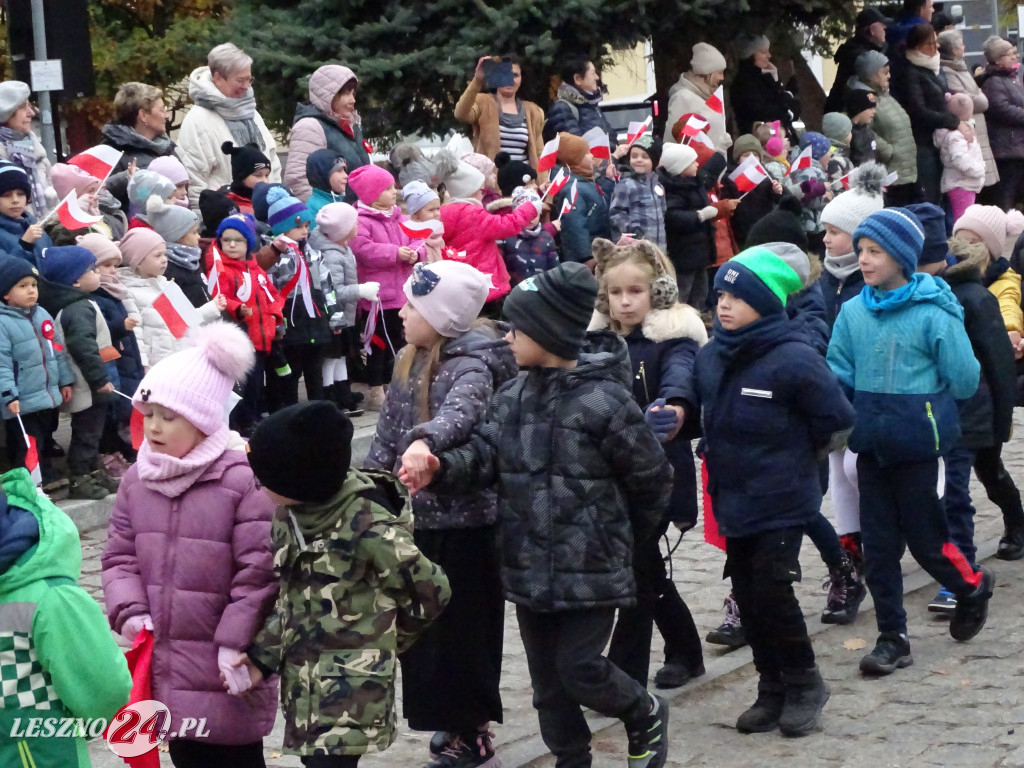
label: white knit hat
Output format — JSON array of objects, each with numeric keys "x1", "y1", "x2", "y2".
[
  {"x1": 444, "y1": 161, "x2": 485, "y2": 200},
  {"x1": 659, "y1": 144, "x2": 698, "y2": 176},
  {"x1": 690, "y1": 43, "x2": 727, "y2": 75},
  {"x1": 819, "y1": 161, "x2": 886, "y2": 235},
  {"x1": 0, "y1": 81, "x2": 30, "y2": 124},
  {"x1": 736, "y1": 34, "x2": 770, "y2": 61},
  {"x1": 402, "y1": 261, "x2": 491, "y2": 338}
]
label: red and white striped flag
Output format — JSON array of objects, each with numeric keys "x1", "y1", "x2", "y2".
[
  {"x1": 537, "y1": 136, "x2": 561, "y2": 173},
  {"x1": 785, "y1": 145, "x2": 814, "y2": 177},
  {"x1": 53, "y1": 190, "x2": 103, "y2": 231},
  {"x1": 582, "y1": 126, "x2": 610, "y2": 160},
  {"x1": 680, "y1": 114, "x2": 710, "y2": 139},
  {"x1": 152, "y1": 281, "x2": 204, "y2": 339},
  {"x1": 728, "y1": 155, "x2": 770, "y2": 194},
  {"x1": 839, "y1": 172, "x2": 852, "y2": 191},
  {"x1": 130, "y1": 408, "x2": 145, "y2": 451},
  {"x1": 68, "y1": 145, "x2": 123, "y2": 183},
  {"x1": 685, "y1": 130, "x2": 715, "y2": 151},
  {"x1": 546, "y1": 167, "x2": 569, "y2": 200},
  {"x1": 626, "y1": 116, "x2": 653, "y2": 146},
  {"x1": 705, "y1": 86, "x2": 724, "y2": 115},
  {"x1": 206, "y1": 244, "x2": 223, "y2": 298},
  {"x1": 400, "y1": 219, "x2": 444, "y2": 239},
  {"x1": 15, "y1": 415, "x2": 40, "y2": 485}
]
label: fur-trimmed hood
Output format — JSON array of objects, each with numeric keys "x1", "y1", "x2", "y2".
[
  {"x1": 947, "y1": 238, "x2": 988, "y2": 281},
  {"x1": 588, "y1": 303, "x2": 708, "y2": 346}
]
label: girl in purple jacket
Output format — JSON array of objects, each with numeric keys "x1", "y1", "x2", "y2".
[{"x1": 101, "y1": 321, "x2": 278, "y2": 768}]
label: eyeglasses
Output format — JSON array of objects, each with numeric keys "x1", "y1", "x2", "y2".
[
  {"x1": 221, "y1": 237, "x2": 248, "y2": 245},
  {"x1": 234, "y1": 76, "x2": 256, "y2": 86}
]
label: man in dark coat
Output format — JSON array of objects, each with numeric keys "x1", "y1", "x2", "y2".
[{"x1": 826, "y1": 7, "x2": 892, "y2": 113}]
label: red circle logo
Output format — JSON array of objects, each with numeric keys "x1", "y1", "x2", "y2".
[{"x1": 106, "y1": 700, "x2": 172, "y2": 758}]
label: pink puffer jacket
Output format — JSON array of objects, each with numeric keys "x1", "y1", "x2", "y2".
[
  {"x1": 351, "y1": 205, "x2": 426, "y2": 311},
  {"x1": 439, "y1": 200, "x2": 540, "y2": 301},
  {"x1": 101, "y1": 449, "x2": 278, "y2": 745}
]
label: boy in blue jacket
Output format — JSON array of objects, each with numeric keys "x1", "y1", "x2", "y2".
[
  {"x1": 827, "y1": 208, "x2": 994, "y2": 678},
  {"x1": 0, "y1": 163, "x2": 51, "y2": 264},
  {"x1": 695, "y1": 248, "x2": 854, "y2": 738}
]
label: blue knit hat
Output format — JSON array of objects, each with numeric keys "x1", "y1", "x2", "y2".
[
  {"x1": 217, "y1": 213, "x2": 258, "y2": 254},
  {"x1": 38, "y1": 246, "x2": 97, "y2": 286},
  {"x1": 905, "y1": 203, "x2": 948, "y2": 267},
  {"x1": 799, "y1": 131, "x2": 832, "y2": 162},
  {"x1": 0, "y1": 257, "x2": 38, "y2": 299},
  {"x1": 251, "y1": 182, "x2": 288, "y2": 224},
  {"x1": 853, "y1": 208, "x2": 925, "y2": 279},
  {"x1": 266, "y1": 186, "x2": 312, "y2": 237},
  {"x1": 714, "y1": 247, "x2": 803, "y2": 317}
]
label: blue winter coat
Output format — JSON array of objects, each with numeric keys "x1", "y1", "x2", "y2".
[
  {"x1": 827, "y1": 273, "x2": 981, "y2": 466},
  {"x1": 817, "y1": 264, "x2": 865, "y2": 329},
  {"x1": 0, "y1": 303, "x2": 75, "y2": 418},
  {"x1": 0, "y1": 213, "x2": 51, "y2": 264},
  {"x1": 553, "y1": 171, "x2": 610, "y2": 264},
  {"x1": 499, "y1": 229, "x2": 559, "y2": 284},
  {"x1": 543, "y1": 85, "x2": 612, "y2": 142},
  {"x1": 694, "y1": 313, "x2": 855, "y2": 538}
]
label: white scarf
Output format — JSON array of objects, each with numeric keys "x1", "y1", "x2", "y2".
[{"x1": 907, "y1": 49, "x2": 941, "y2": 75}]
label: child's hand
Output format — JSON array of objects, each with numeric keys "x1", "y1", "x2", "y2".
[
  {"x1": 125, "y1": 158, "x2": 138, "y2": 177},
  {"x1": 399, "y1": 449, "x2": 441, "y2": 493},
  {"x1": 239, "y1": 305, "x2": 253, "y2": 318},
  {"x1": 124, "y1": 317, "x2": 138, "y2": 331},
  {"x1": 218, "y1": 647, "x2": 256, "y2": 695},
  {"x1": 214, "y1": 294, "x2": 228, "y2": 311},
  {"x1": 645, "y1": 398, "x2": 683, "y2": 443},
  {"x1": 1010, "y1": 331, "x2": 1024, "y2": 360},
  {"x1": 96, "y1": 382, "x2": 115, "y2": 394},
  {"x1": 6, "y1": 400, "x2": 18, "y2": 416},
  {"x1": 398, "y1": 246, "x2": 418, "y2": 264},
  {"x1": 60, "y1": 386, "x2": 72, "y2": 403},
  {"x1": 401, "y1": 439, "x2": 435, "y2": 484},
  {"x1": 120, "y1": 614, "x2": 153, "y2": 643},
  {"x1": 22, "y1": 224, "x2": 42, "y2": 244},
  {"x1": 771, "y1": 180, "x2": 783, "y2": 195}
]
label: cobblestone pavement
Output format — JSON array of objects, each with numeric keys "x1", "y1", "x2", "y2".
[{"x1": 83, "y1": 414, "x2": 1024, "y2": 767}]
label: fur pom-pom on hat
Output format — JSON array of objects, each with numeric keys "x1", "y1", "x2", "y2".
[{"x1": 145, "y1": 194, "x2": 199, "y2": 244}]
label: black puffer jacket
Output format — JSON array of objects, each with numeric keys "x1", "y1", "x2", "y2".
[
  {"x1": 37, "y1": 280, "x2": 111, "y2": 397},
  {"x1": 661, "y1": 168, "x2": 716, "y2": 273},
  {"x1": 978, "y1": 65, "x2": 1024, "y2": 160},
  {"x1": 433, "y1": 330, "x2": 672, "y2": 612},
  {"x1": 364, "y1": 323, "x2": 518, "y2": 530},
  {"x1": 891, "y1": 60, "x2": 959, "y2": 148},
  {"x1": 730, "y1": 59, "x2": 800, "y2": 139}
]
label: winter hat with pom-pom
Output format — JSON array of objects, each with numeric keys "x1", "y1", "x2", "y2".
[
  {"x1": 747, "y1": 196, "x2": 809, "y2": 251},
  {"x1": 128, "y1": 170, "x2": 175, "y2": 216},
  {"x1": 348, "y1": 164, "x2": 396, "y2": 206},
  {"x1": 401, "y1": 181, "x2": 439, "y2": 216},
  {"x1": 77, "y1": 232, "x2": 121, "y2": 266},
  {"x1": 316, "y1": 202, "x2": 359, "y2": 243},
  {"x1": 118, "y1": 227, "x2": 166, "y2": 270},
  {"x1": 251, "y1": 182, "x2": 287, "y2": 224},
  {"x1": 133, "y1": 320, "x2": 255, "y2": 437},
  {"x1": 444, "y1": 162, "x2": 486, "y2": 200},
  {"x1": 222, "y1": 141, "x2": 271, "y2": 185},
  {"x1": 461, "y1": 152, "x2": 496, "y2": 179},
  {"x1": 148, "y1": 156, "x2": 189, "y2": 187},
  {"x1": 51, "y1": 163, "x2": 100, "y2": 200},
  {"x1": 496, "y1": 152, "x2": 537, "y2": 197},
  {"x1": 266, "y1": 186, "x2": 312, "y2": 237},
  {"x1": 799, "y1": 131, "x2": 832, "y2": 161},
  {"x1": 765, "y1": 135, "x2": 785, "y2": 158},
  {"x1": 403, "y1": 261, "x2": 491, "y2": 338},
  {"x1": 953, "y1": 204, "x2": 1024, "y2": 259},
  {"x1": 217, "y1": 213, "x2": 258, "y2": 254},
  {"x1": 946, "y1": 92, "x2": 974, "y2": 123},
  {"x1": 820, "y1": 160, "x2": 887, "y2": 235},
  {"x1": 145, "y1": 194, "x2": 198, "y2": 244}
]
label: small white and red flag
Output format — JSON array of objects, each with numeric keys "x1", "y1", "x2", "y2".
[
  {"x1": 546, "y1": 167, "x2": 570, "y2": 200},
  {"x1": 728, "y1": 155, "x2": 770, "y2": 194},
  {"x1": 15, "y1": 415, "x2": 40, "y2": 485},
  {"x1": 685, "y1": 130, "x2": 715, "y2": 151},
  {"x1": 399, "y1": 219, "x2": 444, "y2": 239},
  {"x1": 537, "y1": 136, "x2": 561, "y2": 173},
  {"x1": 53, "y1": 190, "x2": 103, "y2": 231},
  {"x1": 152, "y1": 281, "x2": 203, "y2": 339},
  {"x1": 680, "y1": 114, "x2": 710, "y2": 139},
  {"x1": 705, "y1": 86, "x2": 724, "y2": 115},
  {"x1": 625, "y1": 115, "x2": 653, "y2": 146},
  {"x1": 206, "y1": 244, "x2": 224, "y2": 298},
  {"x1": 582, "y1": 126, "x2": 610, "y2": 160},
  {"x1": 785, "y1": 145, "x2": 814, "y2": 177},
  {"x1": 68, "y1": 145, "x2": 123, "y2": 182}
]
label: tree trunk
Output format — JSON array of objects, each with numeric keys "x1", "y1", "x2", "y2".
[{"x1": 789, "y1": 53, "x2": 826, "y2": 132}]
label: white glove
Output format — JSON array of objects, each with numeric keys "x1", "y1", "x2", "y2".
[
  {"x1": 698, "y1": 205, "x2": 719, "y2": 222},
  {"x1": 121, "y1": 614, "x2": 153, "y2": 643},
  {"x1": 218, "y1": 647, "x2": 253, "y2": 696},
  {"x1": 529, "y1": 200, "x2": 545, "y2": 216},
  {"x1": 358, "y1": 282, "x2": 380, "y2": 301}
]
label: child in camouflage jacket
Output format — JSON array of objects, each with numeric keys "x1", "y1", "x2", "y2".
[{"x1": 236, "y1": 401, "x2": 451, "y2": 766}]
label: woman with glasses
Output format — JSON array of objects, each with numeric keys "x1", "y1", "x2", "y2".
[
  {"x1": 978, "y1": 36, "x2": 1024, "y2": 211},
  {"x1": 0, "y1": 81, "x2": 52, "y2": 219},
  {"x1": 284, "y1": 64, "x2": 369, "y2": 202},
  {"x1": 176, "y1": 42, "x2": 281, "y2": 208}
]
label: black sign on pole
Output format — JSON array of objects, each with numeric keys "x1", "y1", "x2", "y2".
[{"x1": 7, "y1": 0, "x2": 95, "y2": 99}]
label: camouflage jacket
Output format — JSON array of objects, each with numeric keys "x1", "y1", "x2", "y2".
[{"x1": 247, "y1": 469, "x2": 450, "y2": 757}]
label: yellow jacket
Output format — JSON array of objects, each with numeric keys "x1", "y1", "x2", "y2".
[{"x1": 988, "y1": 267, "x2": 1023, "y2": 332}]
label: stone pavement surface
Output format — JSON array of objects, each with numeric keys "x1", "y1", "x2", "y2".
[{"x1": 78, "y1": 412, "x2": 1024, "y2": 768}]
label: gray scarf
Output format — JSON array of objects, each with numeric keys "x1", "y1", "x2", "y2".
[
  {"x1": 188, "y1": 67, "x2": 265, "y2": 150},
  {"x1": 0, "y1": 127, "x2": 48, "y2": 218},
  {"x1": 165, "y1": 241, "x2": 202, "y2": 271},
  {"x1": 824, "y1": 250, "x2": 861, "y2": 281}
]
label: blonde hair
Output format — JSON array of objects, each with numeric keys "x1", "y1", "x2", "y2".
[
  {"x1": 113, "y1": 82, "x2": 164, "y2": 126},
  {"x1": 597, "y1": 247, "x2": 676, "y2": 335}
]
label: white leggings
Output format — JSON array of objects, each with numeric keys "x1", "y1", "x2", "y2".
[
  {"x1": 321, "y1": 357, "x2": 348, "y2": 387},
  {"x1": 828, "y1": 447, "x2": 860, "y2": 536}
]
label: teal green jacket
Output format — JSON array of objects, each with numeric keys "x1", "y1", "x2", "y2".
[{"x1": 0, "y1": 469, "x2": 132, "y2": 767}]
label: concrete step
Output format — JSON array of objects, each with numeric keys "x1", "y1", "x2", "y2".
[{"x1": 59, "y1": 412, "x2": 380, "y2": 534}]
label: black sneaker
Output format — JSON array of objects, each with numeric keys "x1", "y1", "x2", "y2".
[
  {"x1": 927, "y1": 588, "x2": 956, "y2": 615},
  {"x1": 820, "y1": 555, "x2": 867, "y2": 625},
  {"x1": 625, "y1": 693, "x2": 669, "y2": 768},
  {"x1": 706, "y1": 594, "x2": 746, "y2": 648},
  {"x1": 428, "y1": 732, "x2": 451, "y2": 759},
  {"x1": 423, "y1": 732, "x2": 499, "y2": 768},
  {"x1": 859, "y1": 631, "x2": 913, "y2": 676},
  {"x1": 950, "y1": 567, "x2": 994, "y2": 642},
  {"x1": 653, "y1": 661, "x2": 705, "y2": 689},
  {"x1": 997, "y1": 525, "x2": 1024, "y2": 561}
]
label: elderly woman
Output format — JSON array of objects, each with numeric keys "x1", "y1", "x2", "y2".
[
  {"x1": 729, "y1": 34, "x2": 800, "y2": 141},
  {"x1": 978, "y1": 36, "x2": 1024, "y2": 211},
  {"x1": 176, "y1": 42, "x2": 280, "y2": 207},
  {"x1": 939, "y1": 30, "x2": 999, "y2": 189},
  {"x1": 666, "y1": 42, "x2": 731, "y2": 155},
  {"x1": 0, "y1": 81, "x2": 52, "y2": 218},
  {"x1": 283, "y1": 64, "x2": 369, "y2": 201},
  {"x1": 455, "y1": 54, "x2": 545, "y2": 169}
]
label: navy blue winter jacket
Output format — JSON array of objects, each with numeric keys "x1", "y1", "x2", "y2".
[{"x1": 0, "y1": 213, "x2": 51, "y2": 264}]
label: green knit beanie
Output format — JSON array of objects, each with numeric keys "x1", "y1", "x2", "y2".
[{"x1": 714, "y1": 247, "x2": 804, "y2": 315}]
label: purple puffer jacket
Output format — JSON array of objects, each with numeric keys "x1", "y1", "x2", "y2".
[
  {"x1": 101, "y1": 449, "x2": 279, "y2": 745},
  {"x1": 351, "y1": 204, "x2": 426, "y2": 311}
]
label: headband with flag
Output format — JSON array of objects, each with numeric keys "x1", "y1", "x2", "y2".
[
  {"x1": 537, "y1": 135, "x2": 561, "y2": 173},
  {"x1": 582, "y1": 126, "x2": 611, "y2": 160}
]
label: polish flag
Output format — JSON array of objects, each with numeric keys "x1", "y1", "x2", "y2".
[
  {"x1": 728, "y1": 155, "x2": 770, "y2": 194},
  {"x1": 152, "y1": 281, "x2": 203, "y2": 339},
  {"x1": 582, "y1": 126, "x2": 610, "y2": 160},
  {"x1": 626, "y1": 115, "x2": 653, "y2": 146},
  {"x1": 559, "y1": 198, "x2": 573, "y2": 218},
  {"x1": 68, "y1": 145, "x2": 123, "y2": 183},
  {"x1": 130, "y1": 409, "x2": 145, "y2": 451},
  {"x1": 537, "y1": 136, "x2": 561, "y2": 173},
  {"x1": 546, "y1": 167, "x2": 569, "y2": 200},
  {"x1": 680, "y1": 114, "x2": 710, "y2": 139},
  {"x1": 400, "y1": 219, "x2": 444, "y2": 239},
  {"x1": 15, "y1": 415, "x2": 40, "y2": 485},
  {"x1": 236, "y1": 271, "x2": 252, "y2": 303},
  {"x1": 685, "y1": 130, "x2": 715, "y2": 151},
  {"x1": 558, "y1": 180, "x2": 579, "y2": 218},
  {"x1": 705, "y1": 86, "x2": 724, "y2": 115},
  {"x1": 839, "y1": 172, "x2": 852, "y2": 191},
  {"x1": 54, "y1": 190, "x2": 102, "y2": 231},
  {"x1": 785, "y1": 145, "x2": 813, "y2": 177},
  {"x1": 206, "y1": 244, "x2": 224, "y2": 297}
]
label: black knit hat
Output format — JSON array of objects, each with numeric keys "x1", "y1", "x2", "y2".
[
  {"x1": 0, "y1": 162, "x2": 32, "y2": 200},
  {"x1": 746, "y1": 197, "x2": 809, "y2": 251},
  {"x1": 844, "y1": 88, "x2": 878, "y2": 118},
  {"x1": 248, "y1": 401, "x2": 354, "y2": 504},
  {"x1": 222, "y1": 141, "x2": 272, "y2": 185},
  {"x1": 495, "y1": 152, "x2": 538, "y2": 198},
  {"x1": 503, "y1": 262, "x2": 598, "y2": 361},
  {"x1": 0, "y1": 258, "x2": 37, "y2": 299},
  {"x1": 198, "y1": 189, "x2": 240, "y2": 238},
  {"x1": 252, "y1": 182, "x2": 290, "y2": 224}
]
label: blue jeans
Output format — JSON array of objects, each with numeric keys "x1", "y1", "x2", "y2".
[{"x1": 944, "y1": 447, "x2": 977, "y2": 569}]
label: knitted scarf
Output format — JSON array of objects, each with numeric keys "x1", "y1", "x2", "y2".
[
  {"x1": 823, "y1": 251, "x2": 861, "y2": 282},
  {"x1": 99, "y1": 273, "x2": 129, "y2": 300},
  {"x1": 188, "y1": 67, "x2": 264, "y2": 150},
  {"x1": 906, "y1": 49, "x2": 941, "y2": 75},
  {"x1": 165, "y1": 242, "x2": 202, "y2": 271},
  {"x1": 0, "y1": 127, "x2": 48, "y2": 217},
  {"x1": 135, "y1": 426, "x2": 230, "y2": 498}
]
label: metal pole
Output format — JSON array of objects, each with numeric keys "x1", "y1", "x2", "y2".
[{"x1": 29, "y1": 0, "x2": 56, "y2": 160}]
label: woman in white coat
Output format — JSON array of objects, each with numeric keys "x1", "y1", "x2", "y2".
[
  {"x1": 176, "y1": 43, "x2": 281, "y2": 207},
  {"x1": 0, "y1": 81, "x2": 53, "y2": 218},
  {"x1": 666, "y1": 43, "x2": 731, "y2": 156}
]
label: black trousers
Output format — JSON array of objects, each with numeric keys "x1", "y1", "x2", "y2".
[
  {"x1": 609, "y1": 521, "x2": 703, "y2": 685},
  {"x1": 884, "y1": 183, "x2": 920, "y2": 208},
  {"x1": 517, "y1": 606, "x2": 649, "y2": 768},
  {"x1": 231, "y1": 351, "x2": 267, "y2": 432},
  {"x1": 996, "y1": 158, "x2": 1024, "y2": 212},
  {"x1": 726, "y1": 526, "x2": 815, "y2": 678},
  {"x1": 301, "y1": 757, "x2": 360, "y2": 767},
  {"x1": 6, "y1": 408, "x2": 54, "y2": 481},
  {"x1": 168, "y1": 739, "x2": 265, "y2": 768},
  {"x1": 68, "y1": 401, "x2": 107, "y2": 476},
  {"x1": 916, "y1": 145, "x2": 943, "y2": 205},
  {"x1": 401, "y1": 525, "x2": 505, "y2": 733},
  {"x1": 359, "y1": 308, "x2": 403, "y2": 387},
  {"x1": 272, "y1": 344, "x2": 326, "y2": 407}
]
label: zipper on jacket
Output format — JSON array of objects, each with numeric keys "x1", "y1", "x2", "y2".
[
  {"x1": 636, "y1": 360, "x2": 649, "y2": 403},
  {"x1": 926, "y1": 401, "x2": 940, "y2": 451}
]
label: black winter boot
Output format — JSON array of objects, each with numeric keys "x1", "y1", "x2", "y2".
[
  {"x1": 821, "y1": 551, "x2": 867, "y2": 625},
  {"x1": 736, "y1": 675, "x2": 785, "y2": 733},
  {"x1": 778, "y1": 666, "x2": 830, "y2": 737}
]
